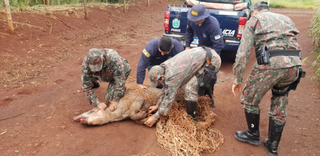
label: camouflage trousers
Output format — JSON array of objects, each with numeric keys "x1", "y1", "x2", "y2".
[
  {"x1": 184, "y1": 55, "x2": 220, "y2": 102},
  {"x1": 184, "y1": 68, "x2": 206, "y2": 102},
  {"x1": 105, "y1": 61, "x2": 131, "y2": 102},
  {"x1": 241, "y1": 66, "x2": 300, "y2": 123}
]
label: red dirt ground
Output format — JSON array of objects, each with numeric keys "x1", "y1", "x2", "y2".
[{"x1": 0, "y1": 1, "x2": 319, "y2": 156}]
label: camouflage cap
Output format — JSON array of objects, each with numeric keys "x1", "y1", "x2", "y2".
[
  {"x1": 86, "y1": 49, "x2": 104, "y2": 72},
  {"x1": 251, "y1": 1, "x2": 269, "y2": 10},
  {"x1": 148, "y1": 65, "x2": 165, "y2": 87}
]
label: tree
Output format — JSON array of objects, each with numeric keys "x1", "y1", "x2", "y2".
[
  {"x1": 3, "y1": 0, "x2": 14, "y2": 35},
  {"x1": 84, "y1": 0, "x2": 88, "y2": 19}
]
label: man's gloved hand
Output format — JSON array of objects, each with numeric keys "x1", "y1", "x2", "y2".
[
  {"x1": 148, "y1": 105, "x2": 159, "y2": 114},
  {"x1": 97, "y1": 102, "x2": 107, "y2": 110},
  {"x1": 108, "y1": 101, "x2": 119, "y2": 112},
  {"x1": 138, "y1": 84, "x2": 147, "y2": 89},
  {"x1": 144, "y1": 115, "x2": 159, "y2": 127}
]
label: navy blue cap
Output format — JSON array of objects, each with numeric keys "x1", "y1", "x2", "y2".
[{"x1": 187, "y1": 4, "x2": 210, "y2": 22}]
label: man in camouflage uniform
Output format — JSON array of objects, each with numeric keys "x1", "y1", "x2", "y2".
[
  {"x1": 81, "y1": 48, "x2": 131, "y2": 112},
  {"x1": 232, "y1": 1, "x2": 303, "y2": 156},
  {"x1": 144, "y1": 47, "x2": 221, "y2": 127}
]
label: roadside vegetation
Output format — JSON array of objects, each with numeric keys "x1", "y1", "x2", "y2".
[
  {"x1": 251, "y1": 0, "x2": 320, "y2": 9},
  {"x1": 310, "y1": 8, "x2": 320, "y2": 83}
]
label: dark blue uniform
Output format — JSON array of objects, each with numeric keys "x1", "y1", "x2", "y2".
[
  {"x1": 137, "y1": 38, "x2": 184, "y2": 85},
  {"x1": 185, "y1": 16, "x2": 224, "y2": 54}
]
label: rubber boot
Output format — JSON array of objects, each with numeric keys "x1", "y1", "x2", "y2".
[
  {"x1": 235, "y1": 111, "x2": 260, "y2": 145},
  {"x1": 186, "y1": 101, "x2": 198, "y2": 122},
  {"x1": 264, "y1": 118, "x2": 285, "y2": 156},
  {"x1": 92, "y1": 81, "x2": 100, "y2": 89}
]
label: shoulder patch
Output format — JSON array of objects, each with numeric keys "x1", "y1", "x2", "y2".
[
  {"x1": 214, "y1": 35, "x2": 221, "y2": 40},
  {"x1": 142, "y1": 49, "x2": 150, "y2": 58}
]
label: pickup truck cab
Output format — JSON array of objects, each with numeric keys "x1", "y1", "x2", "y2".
[{"x1": 163, "y1": 0, "x2": 252, "y2": 53}]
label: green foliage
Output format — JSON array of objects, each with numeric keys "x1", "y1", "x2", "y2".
[
  {"x1": 0, "y1": 0, "x2": 123, "y2": 8},
  {"x1": 269, "y1": 3, "x2": 285, "y2": 8},
  {"x1": 251, "y1": 0, "x2": 320, "y2": 9},
  {"x1": 311, "y1": 8, "x2": 320, "y2": 48},
  {"x1": 310, "y1": 8, "x2": 320, "y2": 83}
]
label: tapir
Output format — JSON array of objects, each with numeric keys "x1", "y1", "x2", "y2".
[{"x1": 74, "y1": 87, "x2": 163, "y2": 126}]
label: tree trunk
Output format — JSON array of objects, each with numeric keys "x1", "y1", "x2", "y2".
[
  {"x1": 123, "y1": 0, "x2": 126, "y2": 13},
  {"x1": 3, "y1": 0, "x2": 14, "y2": 35},
  {"x1": 84, "y1": 0, "x2": 88, "y2": 19},
  {"x1": 147, "y1": 0, "x2": 150, "y2": 7}
]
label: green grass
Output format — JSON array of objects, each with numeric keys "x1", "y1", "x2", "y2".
[
  {"x1": 251, "y1": 0, "x2": 320, "y2": 9},
  {"x1": 310, "y1": 8, "x2": 320, "y2": 83}
]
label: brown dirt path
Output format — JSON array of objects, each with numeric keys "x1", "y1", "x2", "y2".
[{"x1": 0, "y1": 1, "x2": 319, "y2": 156}]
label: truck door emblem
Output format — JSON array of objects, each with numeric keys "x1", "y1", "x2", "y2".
[{"x1": 172, "y1": 18, "x2": 180, "y2": 28}]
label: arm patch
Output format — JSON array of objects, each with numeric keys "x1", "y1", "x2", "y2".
[
  {"x1": 142, "y1": 49, "x2": 150, "y2": 58},
  {"x1": 214, "y1": 35, "x2": 221, "y2": 40}
]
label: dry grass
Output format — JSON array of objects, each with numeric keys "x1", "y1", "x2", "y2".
[
  {"x1": 0, "y1": 63, "x2": 47, "y2": 88},
  {"x1": 9, "y1": 3, "x2": 126, "y2": 13},
  {"x1": 0, "y1": 50, "x2": 74, "y2": 89}
]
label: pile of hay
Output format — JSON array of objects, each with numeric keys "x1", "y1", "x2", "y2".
[{"x1": 155, "y1": 97, "x2": 224, "y2": 156}]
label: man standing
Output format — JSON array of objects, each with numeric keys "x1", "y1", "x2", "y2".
[
  {"x1": 137, "y1": 36, "x2": 184, "y2": 89},
  {"x1": 81, "y1": 48, "x2": 131, "y2": 112},
  {"x1": 232, "y1": 1, "x2": 304, "y2": 156},
  {"x1": 144, "y1": 47, "x2": 221, "y2": 127},
  {"x1": 185, "y1": 4, "x2": 224, "y2": 55}
]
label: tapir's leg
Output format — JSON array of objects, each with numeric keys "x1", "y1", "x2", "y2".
[
  {"x1": 134, "y1": 102, "x2": 153, "y2": 125},
  {"x1": 135, "y1": 117, "x2": 148, "y2": 125},
  {"x1": 129, "y1": 94, "x2": 152, "y2": 120}
]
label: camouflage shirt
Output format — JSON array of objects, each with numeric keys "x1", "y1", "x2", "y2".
[
  {"x1": 233, "y1": 10, "x2": 303, "y2": 85},
  {"x1": 154, "y1": 47, "x2": 221, "y2": 119},
  {"x1": 81, "y1": 48, "x2": 131, "y2": 105}
]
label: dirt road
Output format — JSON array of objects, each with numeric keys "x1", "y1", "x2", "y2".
[{"x1": 0, "y1": 1, "x2": 319, "y2": 155}]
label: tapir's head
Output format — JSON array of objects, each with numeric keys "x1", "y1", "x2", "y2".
[{"x1": 73, "y1": 108, "x2": 107, "y2": 125}]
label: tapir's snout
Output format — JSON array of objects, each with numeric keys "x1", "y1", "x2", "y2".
[
  {"x1": 73, "y1": 108, "x2": 106, "y2": 125},
  {"x1": 73, "y1": 109, "x2": 98, "y2": 123},
  {"x1": 74, "y1": 118, "x2": 86, "y2": 123}
]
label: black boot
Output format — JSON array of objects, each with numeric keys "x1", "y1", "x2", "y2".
[
  {"x1": 235, "y1": 111, "x2": 260, "y2": 145},
  {"x1": 186, "y1": 101, "x2": 198, "y2": 122},
  {"x1": 264, "y1": 118, "x2": 285, "y2": 156},
  {"x1": 92, "y1": 81, "x2": 100, "y2": 89}
]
